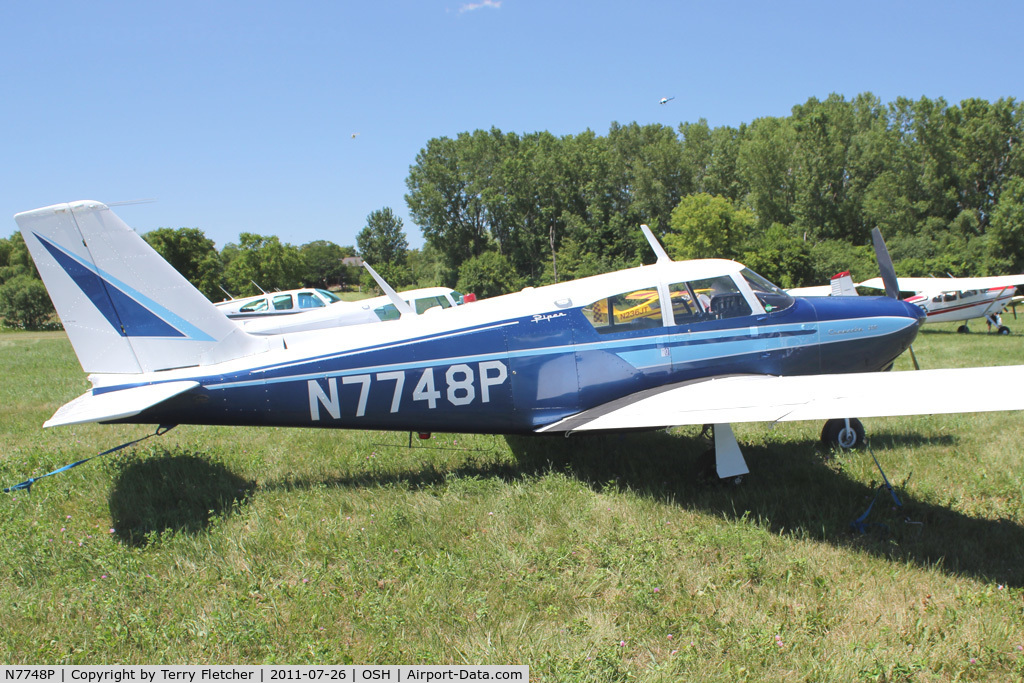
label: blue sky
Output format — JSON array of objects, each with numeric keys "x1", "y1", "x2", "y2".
[{"x1": 2, "y1": 0, "x2": 1020, "y2": 250}]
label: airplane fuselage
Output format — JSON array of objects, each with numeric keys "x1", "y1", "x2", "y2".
[
  {"x1": 906, "y1": 286, "x2": 1015, "y2": 324},
  {"x1": 113, "y1": 287, "x2": 923, "y2": 435}
]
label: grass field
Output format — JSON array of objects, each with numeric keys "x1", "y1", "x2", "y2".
[{"x1": 1, "y1": 325, "x2": 1024, "y2": 680}]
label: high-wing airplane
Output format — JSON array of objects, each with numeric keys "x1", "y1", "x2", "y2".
[
  {"x1": 793, "y1": 272, "x2": 1024, "y2": 335},
  {"x1": 859, "y1": 275, "x2": 1023, "y2": 334},
  {"x1": 14, "y1": 201, "x2": 1024, "y2": 482}
]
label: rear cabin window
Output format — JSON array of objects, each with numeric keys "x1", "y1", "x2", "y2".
[
  {"x1": 583, "y1": 287, "x2": 665, "y2": 334},
  {"x1": 272, "y1": 294, "x2": 294, "y2": 310},
  {"x1": 374, "y1": 303, "x2": 400, "y2": 321},
  {"x1": 239, "y1": 298, "x2": 269, "y2": 313},
  {"x1": 415, "y1": 296, "x2": 451, "y2": 314}
]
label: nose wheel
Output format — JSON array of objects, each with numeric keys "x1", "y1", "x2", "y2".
[{"x1": 821, "y1": 418, "x2": 866, "y2": 450}]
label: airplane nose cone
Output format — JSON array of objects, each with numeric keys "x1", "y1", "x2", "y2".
[
  {"x1": 902, "y1": 298, "x2": 927, "y2": 324},
  {"x1": 801, "y1": 295, "x2": 923, "y2": 373}
]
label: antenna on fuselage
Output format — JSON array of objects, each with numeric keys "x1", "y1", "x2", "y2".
[
  {"x1": 641, "y1": 224, "x2": 672, "y2": 264},
  {"x1": 362, "y1": 262, "x2": 415, "y2": 318}
]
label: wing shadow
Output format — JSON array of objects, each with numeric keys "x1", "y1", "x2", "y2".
[{"x1": 503, "y1": 431, "x2": 1024, "y2": 587}]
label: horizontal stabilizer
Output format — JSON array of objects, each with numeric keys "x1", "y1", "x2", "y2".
[
  {"x1": 538, "y1": 366, "x2": 1024, "y2": 433},
  {"x1": 44, "y1": 380, "x2": 199, "y2": 428}
]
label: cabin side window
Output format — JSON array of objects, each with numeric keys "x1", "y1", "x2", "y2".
[
  {"x1": 298, "y1": 292, "x2": 325, "y2": 309},
  {"x1": 582, "y1": 287, "x2": 665, "y2": 334},
  {"x1": 272, "y1": 294, "x2": 294, "y2": 310},
  {"x1": 667, "y1": 276, "x2": 752, "y2": 321}
]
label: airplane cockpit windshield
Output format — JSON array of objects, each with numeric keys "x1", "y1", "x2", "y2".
[{"x1": 741, "y1": 268, "x2": 795, "y2": 313}]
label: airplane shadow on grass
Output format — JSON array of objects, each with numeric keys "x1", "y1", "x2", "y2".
[
  {"x1": 504, "y1": 430, "x2": 1024, "y2": 587},
  {"x1": 108, "y1": 432, "x2": 1024, "y2": 586},
  {"x1": 107, "y1": 448, "x2": 254, "y2": 547}
]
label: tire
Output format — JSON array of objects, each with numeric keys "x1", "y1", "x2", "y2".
[
  {"x1": 998, "y1": 325, "x2": 1011, "y2": 335},
  {"x1": 957, "y1": 325, "x2": 970, "y2": 334},
  {"x1": 821, "y1": 418, "x2": 866, "y2": 450}
]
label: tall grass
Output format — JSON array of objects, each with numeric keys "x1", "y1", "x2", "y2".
[{"x1": 1, "y1": 325, "x2": 1023, "y2": 680}]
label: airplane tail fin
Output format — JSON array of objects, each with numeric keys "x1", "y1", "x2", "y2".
[
  {"x1": 15, "y1": 200, "x2": 272, "y2": 374},
  {"x1": 830, "y1": 271, "x2": 858, "y2": 297}
]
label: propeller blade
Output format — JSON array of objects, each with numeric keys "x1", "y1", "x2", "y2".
[{"x1": 871, "y1": 227, "x2": 900, "y2": 299}]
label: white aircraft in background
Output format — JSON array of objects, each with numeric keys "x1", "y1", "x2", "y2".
[
  {"x1": 859, "y1": 275, "x2": 1023, "y2": 334},
  {"x1": 791, "y1": 272, "x2": 1024, "y2": 335},
  {"x1": 214, "y1": 288, "x2": 345, "y2": 319},
  {"x1": 238, "y1": 286, "x2": 468, "y2": 335}
]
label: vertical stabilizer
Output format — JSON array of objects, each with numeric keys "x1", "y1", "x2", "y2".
[
  {"x1": 830, "y1": 271, "x2": 858, "y2": 297},
  {"x1": 15, "y1": 200, "x2": 270, "y2": 373}
]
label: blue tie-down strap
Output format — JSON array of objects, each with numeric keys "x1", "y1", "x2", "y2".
[
  {"x1": 850, "y1": 442, "x2": 919, "y2": 534},
  {"x1": 850, "y1": 491, "x2": 888, "y2": 534},
  {"x1": 4, "y1": 425, "x2": 175, "y2": 494}
]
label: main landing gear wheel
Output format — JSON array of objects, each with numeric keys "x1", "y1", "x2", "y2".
[
  {"x1": 998, "y1": 325, "x2": 1011, "y2": 335},
  {"x1": 821, "y1": 418, "x2": 866, "y2": 450}
]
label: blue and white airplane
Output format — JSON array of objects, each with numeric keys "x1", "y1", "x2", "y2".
[{"x1": 15, "y1": 201, "x2": 1024, "y2": 480}]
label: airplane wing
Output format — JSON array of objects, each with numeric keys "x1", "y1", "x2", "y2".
[
  {"x1": 860, "y1": 275, "x2": 1024, "y2": 292},
  {"x1": 44, "y1": 381, "x2": 199, "y2": 428},
  {"x1": 536, "y1": 366, "x2": 1024, "y2": 433}
]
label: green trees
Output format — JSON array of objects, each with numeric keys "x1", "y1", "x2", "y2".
[
  {"x1": 143, "y1": 227, "x2": 224, "y2": 301},
  {"x1": 148, "y1": 228, "x2": 358, "y2": 298},
  {"x1": 357, "y1": 208, "x2": 411, "y2": 289},
  {"x1": 405, "y1": 123, "x2": 693, "y2": 293},
  {"x1": 405, "y1": 94, "x2": 1024, "y2": 292},
  {"x1": 664, "y1": 193, "x2": 755, "y2": 261},
  {"x1": 455, "y1": 251, "x2": 521, "y2": 299},
  {"x1": 0, "y1": 275, "x2": 52, "y2": 329},
  {"x1": 222, "y1": 233, "x2": 304, "y2": 297},
  {"x1": 300, "y1": 240, "x2": 355, "y2": 289},
  {"x1": 0, "y1": 232, "x2": 53, "y2": 329}
]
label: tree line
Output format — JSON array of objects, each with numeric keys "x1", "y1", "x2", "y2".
[
  {"x1": 408, "y1": 93, "x2": 1024, "y2": 293},
  {"x1": 2, "y1": 92, "x2": 1022, "y2": 327}
]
